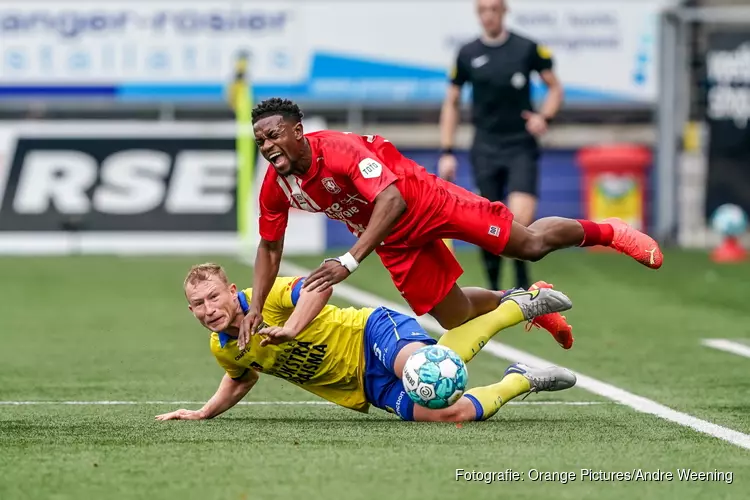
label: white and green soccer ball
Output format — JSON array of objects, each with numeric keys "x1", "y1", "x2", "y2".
[
  {"x1": 402, "y1": 345, "x2": 468, "y2": 409},
  {"x1": 711, "y1": 203, "x2": 748, "y2": 237}
]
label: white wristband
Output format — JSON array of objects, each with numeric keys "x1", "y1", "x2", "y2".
[{"x1": 338, "y1": 252, "x2": 359, "y2": 273}]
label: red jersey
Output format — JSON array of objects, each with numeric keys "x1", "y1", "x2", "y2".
[{"x1": 258, "y1": 130, "x2": 448, "y2": 245}]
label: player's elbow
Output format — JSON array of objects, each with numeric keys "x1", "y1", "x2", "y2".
[
  {"x1": 390, "y1": 189, "x2": 408, "y2": 216},
  {"x1": 550, "y1": 81, "x2": 564, "y2": 101},
  {"x1": 260, "y1": 237, "x2": 284, "y2": 254},
  {"x1": 393, "y1": 194, "x2": 407, "y2": 217},
  {"x1": 443, "y1": 85, "x2": 461, "y2": 109},
  {"x1": 543, "y1": 72, "x2": 564, "y2": 99},
  {"x1": 377, "y1": 186, "x2": 407, "y2": 217},
  {"x1": 235, "y1": 369, "x2": 259, "y2": 390}
]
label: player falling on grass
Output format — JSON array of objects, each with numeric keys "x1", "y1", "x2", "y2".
[
  {"x1": 242, "y1": 98, "x2": 663, "y2": 359},
  {"x1": 156, "y1": 263, "x2": 575, "y2": 423}
]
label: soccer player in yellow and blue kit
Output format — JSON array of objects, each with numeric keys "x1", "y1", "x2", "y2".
[{"x1": 156, "y1": 263, "x2": 576, "y2": 423}]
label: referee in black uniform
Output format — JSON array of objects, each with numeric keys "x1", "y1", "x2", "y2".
[{"x1": 438, "y1": 0, "x2": 563, "y2": 291}]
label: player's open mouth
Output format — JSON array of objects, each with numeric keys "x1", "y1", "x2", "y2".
[{"x1": 268, "y1": 151, "x2": 284, "y2": 165}]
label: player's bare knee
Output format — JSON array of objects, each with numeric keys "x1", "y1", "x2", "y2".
[
  {"x1": 430, "y1": 305, "x2": 471, "y2": 330},
  {"x1": 436, "y1": 315, "x2": 466, "y2": 330}
]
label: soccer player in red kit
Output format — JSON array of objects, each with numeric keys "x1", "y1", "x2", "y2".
[{"x1": 239, "y1": 98, "x2": 663, "y2": 355}]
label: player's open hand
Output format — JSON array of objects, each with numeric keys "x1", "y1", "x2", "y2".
[
  {"x1": 521, "y1": 111, "x2": 548, "y2": 137},
  {"x1": 304, "y1": 260, "x2": 350, "y2": 292},
  {"x1": 238, "y1": 307, "x2": 264, "y2": 350},
  {"x1": 155, "y1": 409, "x2": 205, "y2": 421},
  {"x1": 257, "y1": 325, "x2": 297, "y2": 346}
]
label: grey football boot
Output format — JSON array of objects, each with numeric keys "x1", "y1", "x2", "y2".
[
  {"x1": 499, "y1": 287, "x2": 573, "y2": 320},
  {"x1": 504, "y1": 363, "x2": 578, "y2": 397}
]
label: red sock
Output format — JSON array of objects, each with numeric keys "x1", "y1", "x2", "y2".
[{"x1": 577, "y1": 220, "x2": 614, "y2": 247}]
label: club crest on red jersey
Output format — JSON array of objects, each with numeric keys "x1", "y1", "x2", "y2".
[{"x1": 321, "y1": 177, "x2": 341, "y2": 194}]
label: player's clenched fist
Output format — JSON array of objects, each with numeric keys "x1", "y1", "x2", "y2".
[
  {"x1": 238, "y1": 307, "x2": 264, "y2": 350},
  {"x1": 155, "y1": 409, "x2": 205, "y2": 421}
]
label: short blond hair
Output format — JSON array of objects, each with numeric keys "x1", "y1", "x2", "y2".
[{"x1": 183, "y1": 262, "x2": 229, "y2": 290}]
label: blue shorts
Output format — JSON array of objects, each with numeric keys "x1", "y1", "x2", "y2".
[{"x1": 363, "y1": 307, "x2": 437, "y2": 421}]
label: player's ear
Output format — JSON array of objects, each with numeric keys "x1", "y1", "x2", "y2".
[
  {"x1": 229, "y1": 283, "x2": 237, "y2": 293},
  {"x1": 293, "y1": 121, "x2": 304, "y2": 140}
]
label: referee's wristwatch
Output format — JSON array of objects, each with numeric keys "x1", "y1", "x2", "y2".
[{"x1": 440, "y1": 147, "x2": 455, "y2": 156}]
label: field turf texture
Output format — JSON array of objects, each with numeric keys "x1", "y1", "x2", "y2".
[{"x1": 1, "y1": 249, "x2": 748, "y2": 499}]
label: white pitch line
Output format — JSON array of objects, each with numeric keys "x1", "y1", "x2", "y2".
[
  {"x1": 702, "y1": 339, "x2": 750, "y2": 359},
  {"x1": 0, "y1": 400, "x2": 606, "y2": 406},
  {"x1": 277, "y1": 260, "x2": 750, "y2": 450}
]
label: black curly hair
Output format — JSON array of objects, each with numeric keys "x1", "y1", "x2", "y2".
[{"x1": 251, "y1": 98, "x2": 304, "y2": 124}]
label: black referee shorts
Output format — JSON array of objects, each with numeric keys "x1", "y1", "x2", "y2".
[{"x1": 470, "y1": 136, "x2": 540, "y2": 201}]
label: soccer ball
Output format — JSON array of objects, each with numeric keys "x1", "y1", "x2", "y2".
[
  {"x1": 711, "y1": 204, "x2": 748, "y2": 237},
  {"x1": 402, "y1": 345, "x2": 468, "y2": 409}
]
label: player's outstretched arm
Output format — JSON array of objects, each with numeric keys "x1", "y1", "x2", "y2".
[
  {"x1": 257, "y1": 283, "x2": 333, "y2": 346},
  {"x1": 349, "y1": 185, "x2": 407, "y2": 262},
  {"x1": 239, "y1": 237, "x2": 284, "y2": 349},
  {"x1": 155, "y1": 370, "x2": 259, "y2": 421},
  {"x1": 305, "y1": 185, "x2": 406, "y2": 292}
]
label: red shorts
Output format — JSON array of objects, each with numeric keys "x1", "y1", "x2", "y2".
[{"x1": 377, "y1": 186, "x2": 514, "y2": 316}]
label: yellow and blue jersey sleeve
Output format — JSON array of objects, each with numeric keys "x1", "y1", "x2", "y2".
[
  {"x1": 277, "y1": 276, "x2": 305, "y2": 310},
  {"x1": 210, "y1": 336, "x2": 250, "y2": 380},
  {"x1": 243, "y1": 276, "x2": 305, "y2": 317}
]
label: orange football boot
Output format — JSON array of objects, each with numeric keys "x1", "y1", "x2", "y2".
[
  {"x1": 602, "y1": 217, "x2": 663, "y2": 269},
  {"x1": 525, "y1": 281, "x2": 574, "y2": 350}
]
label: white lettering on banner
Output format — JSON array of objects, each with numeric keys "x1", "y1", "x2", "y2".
[
  {"x1": 707, "y1": 87, "x2": 750, "y2": 129},
  {"x1": 0, "y1": 1, "x2": 298, "y2": 83},
  {"x1": 707, "y1": 42, "x2": 750, "y2": 85},
  {"x1": 0, "y1": 1, "x2": 675, "y2": 105},
  {"x1": 0, "y1": 10, "x2": 288, "y2": 39},
  {"x1": 165, "y1": 151, "x2": 236, "y2": 213},
  {"x1": 93, "y1": 151, "x2": 170, "y2": 214},
  {"x1": 707, "y1": 42, "x2": 750, "y2": 129},
  {"x1": 13, "y1": 151, "x2": 97, "y2": 214},
  {"x1": 11, "y1": 148, "x2": 236, "y2": 215},
  {"x1": 0, "y1": 120, "x2": 328, "y2": 256}
]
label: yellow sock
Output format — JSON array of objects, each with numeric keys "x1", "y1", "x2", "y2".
[
  {"x1": 438, "y1": 301, "x2": 525, "y2": 363},
  {"x1": 464, "y1": 374, "x2": 531, "y2": 421}
]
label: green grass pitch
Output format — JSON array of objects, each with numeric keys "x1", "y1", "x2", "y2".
[{"x1": 1, "y1": 249, "x2": 749, "y2": 499}]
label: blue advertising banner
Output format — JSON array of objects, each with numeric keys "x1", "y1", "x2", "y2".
[{"x1": 0, "y1": 0, "x2": 674, "y2": 105}]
